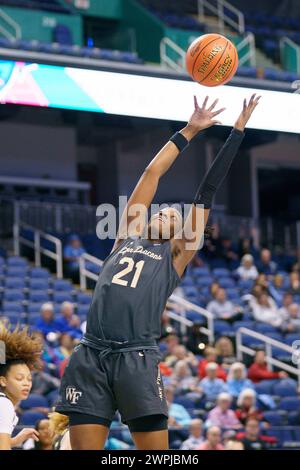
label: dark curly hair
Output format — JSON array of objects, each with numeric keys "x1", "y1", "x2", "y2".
[{"x1": 0, "y1": 323, "x2": 43, "y2": 377}]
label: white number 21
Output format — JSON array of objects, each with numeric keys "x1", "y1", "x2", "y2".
[{"x1": 111, "y1": 257, "x2": 145, "y2": 288}]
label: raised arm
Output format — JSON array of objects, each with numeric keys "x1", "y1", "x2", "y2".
[
  {"x1": 172, "y1": 94, "x2": 261, "y2": 277},
  {"x1": 112, "y1": 96, "x2": 225, "y2": 251}
]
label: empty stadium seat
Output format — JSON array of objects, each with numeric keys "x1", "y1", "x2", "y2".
[
  {"x1": 3, "y1": 290, "x2": 25, "y2": 302},
  {"x1": 273, "y1": 381, "x2": 298, "y2": 397},
  {"x1": 263, "y1": 410, "x2": 287, "y2": 426},
  {"x1": 19, "y1": 411, "x2": 47, "y2": 426},
  {"x1": 20, "y1": 393, "x2": 49, "y2": 410},
  {"x1": 30, "y1": 268, "x2": 51, "y2": 278},
  {"x1": 52, "y1": 279, "x2": 73, "y2": 291},
  {"x1": 29, "y1": 279, "x2": 49, "y2": 290},
  {"x1": 2, "y1": 301, "x2": 24, "y2": 313},
  {"x1": 4, "y1": 277, "x2": 26, "y2": 289},
  {"x1": 28, "y1": 290, "x2": 50, "y2": 303},
  {"x1": 279, "y1": 397, "x2": 300, "y2": 411},
  {"x1": 52, "y1": 291, "x2": 73, "y2": 303}
]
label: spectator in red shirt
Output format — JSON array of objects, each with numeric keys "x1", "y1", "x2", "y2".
[
  {"x1": 248, "y1": 350, "x2": 288, "y2": 383},
  {"x1": 198, "y1": 347, "x2": 227, "y2": 380}
]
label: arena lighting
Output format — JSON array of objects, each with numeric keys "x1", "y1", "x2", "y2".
[{"x1": 0, "y1": 60, "x2": 300, "y2": 133}]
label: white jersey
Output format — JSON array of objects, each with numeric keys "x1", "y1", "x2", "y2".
[{"x1": 0, "y1": 392, "x2": 18, "y2": 435}]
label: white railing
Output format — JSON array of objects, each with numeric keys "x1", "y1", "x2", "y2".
[
  {"x1": 0, "y1": 8, "x2": 21, "y2": 40},
  {"x1": 170, "y1": 294, "x2": 215, "y2": 344},
  {"x1": 236, "y1": 327, "x2": 300, "y2": 386},
  {"x1": 79, "y1": 252, "x2": 103, "y2": 290},
  {"x1": 13, "y1": 222, "x2": 63, "y2": 278},
  {"x1": 198, "y1": 0, "x2": 245, "y2": 35},
  {"x1": 160, "y1": 37, "x2": 186, "y2": 72},
  {"x1": 236, "y1": 32, "x2": 256, "y2": 67},
  {"x1": 280, "y1": 37, "x2": 300, "y2": 75}
]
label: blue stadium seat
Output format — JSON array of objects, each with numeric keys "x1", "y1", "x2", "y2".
[
  {"x1": 52, "y1": 279, "x2": 73, "y2": 291},
  {"x1": 20, "y1": 393, "x2": 49, "y2": 410},
  {"x1": 218, "y1": 278, "x2": 236, "y2": 288},
  {"x1": 28, "y1": 314, "x2": 42, "y2": 326},
  {"x1": 3, "y1": 290, "x2": 25, "y2": 301},
  {"x1": 196, "y1": 277, "x2": 214, "y2": 287},
  {"x1": 19, "y1": 411, "x2": 47, "y2": 426},
  {"x1": 213, "y1": 268, "x2": 230, "y2": 277},
  {"x1": 46, "y1": 389, "x2": 59, "y2": 407},
  {"x1": 6, "y1": 267, "x2": 27, "y2": 277},
  {"x1": 193, "y1": 267, "x2": 210, "y2": 277},
  {"x1": 52, "y1": 291, "x2": 73, "y2": 303},
  {"x1": 273, "y1": 382, "x2": 297, "y2": 397},
  {"x1": 226, "y1": 288, "x2": 240, "y2": 300},
  {"x1": 214, "y1": 320, "x2": 232, "y2": 335},
  {"x1": 242, "y1": 335, "x2": 265, "y2": 348},
  {"x1": 279, "y1": 397, "x2": 300, "y2": 411},
  {"x1": 256, "y1": 324, "x2": 278, "y2": 334},
  {"x1": 263, "y1": 410, "x2": 286, "y2": 426},
  {"x1": 183, "y1": 286, "x2": 198, "y2": 297},
  {"x1": 284, "y1": 333, "x2": 300, "y2": 346},
  {"x1": 233, "y1": 320, "x2": 256, "y2": 331},
  {"x1": 254, "y1": 381, "x2": 274, "y2": 394},
  {"x1": 180, "y1": 276, "x2": 194, "y2": 287},
  {"x1": 77, "y1": 305, "x2": 90, "y2": 318},
  {"x1": 30, "y1": 268, "x2": 50, "y2": 279},
  {"x1": 2, "y1": 301, "x2": 23, "y2": 313},
  {"x1": 29, "y1": 290, "x2": 50, "y2": 303},
  {"x1": 27, "y1": 302, "x2": 44, "y2": 314},
  {"x1": 1, "y1": 313, "x2": 24, "y2": 324},
  {"x1": 29, "y1": 278, "x2": 49, "y2": 290},
  {"x1": 4, "y1": 277, "x2": 26, "y2": 289},
  {"x1": 7, "y1": 256, "x2": 28, "y2": 267}
]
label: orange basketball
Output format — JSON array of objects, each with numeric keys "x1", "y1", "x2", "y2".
[{"x1": 186, "y1": 34, "x2": 238, "y2": 87}]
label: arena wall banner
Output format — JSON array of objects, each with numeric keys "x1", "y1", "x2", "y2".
[{"x1": 0, "y1": 59, "x2": 299, "y2": 134}]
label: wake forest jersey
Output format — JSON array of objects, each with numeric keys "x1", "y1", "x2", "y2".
[{"x1": 86, "y1": 237, "x2": 181, "y2": 342}]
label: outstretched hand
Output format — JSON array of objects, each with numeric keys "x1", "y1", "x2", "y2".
[
  {"x1": 186, "y1": 95, "x2": 225, "y2": 136},
  {"x1": 234, "y1": 93, "x2": 261, "y2": 131}
]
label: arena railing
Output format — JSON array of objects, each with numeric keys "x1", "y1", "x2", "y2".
[
  {"x1": 280, "y1": 37, "x2": 300, "y2": 75},
  {"x1": 13, "y1": 221, "x2": 63, "y2": 278},
  {"x1": 160, "y1": 37, "x2": 186, "y2": 72},
  {"x1": 236, "y1": 327, "x2": 300, "y2": 386},
  {"x1": 0, "y1": 7, "x2": 21, "y2": 41},
  {"x1": 79, "y1": 252, "x2": 103, "y2": 290},
  {"x1": 198, "y1": 0, "x2": 245, "y2": 35}
]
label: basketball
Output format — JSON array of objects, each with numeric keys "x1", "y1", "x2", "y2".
[{"x1": 186, "y1": 34, "x2": 239, "y2": 87}]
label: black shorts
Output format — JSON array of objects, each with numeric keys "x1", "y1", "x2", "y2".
[{"x1": 55, "y1": 343, "x2": 168, "y2": 426}]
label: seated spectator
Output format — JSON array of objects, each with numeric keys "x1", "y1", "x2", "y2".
[
  {"x1": 199, "y1": 363, "x2": 228, "y2": 401},
  {"x1": 215, "y1": 337, "x2": 236, "y2": 369},
  {"x1": 163, "y1": 334, "x2": 180, "y2": 361},
  {"x1": 219, "y1": 237, "x2": 239, "y2": 268},
  {"x1": 206, "y1": 393, "x2": 242, "y2": 430},
  {"x1": 180, "y1": 419, "x2": 204, "y2": 450},
  {"x1": 207, "y1": 288, "x2": 243, "y2": 323},
  {"x1": 256, "y1": 249, "x2": 277, "y2": 275},
  {"x1": 235, "y1": 389, "x2": 263, "y2": 425},
  {"x1": 165, "y1": 386, "x2": 192, "y2": 428},
  {"x1": 236, "y1": 254, "x2": 258, "y2": 281},
  {"x1": 54, "y1": 333, "x2": 76, "y2": 362},
  {"x1": 250, "y1": 292, "x2": 282, "y2": 327},
  {"x1": 31, "y1": 330, "x2": 64, "y2": 370},
  {"x1": 236, "y1": 418, "x2": 275, "y2": 450},
  {"x1": 224, "y1": 439, "x2": 244, "y2": 450},
  {"x1": 31, "y1": 369, "x2": 60, "y2": 396},
  {"x1": 289, "y1": 272, "x2": 300, "y2": 295},
  {"x1": 170, "y1": 360, "x2": 198, "y2": 393},
  {"x1": 210, "y1": 282, "x2": 220, "y2": 300},
  {"x1": 248, "y1": 350, "x2": 288, "y2": 383},
  {"x1": 63, "y1": 234, "x2": 86, "y2": 280},
  {"x1": 198, "y1": 347, "x2": 227, "y2": 380},
  {"x1": 281, "y1": 303, "x2": 300, "y2": 333},
  {"x1": 34, "y1": 303, "x2": 63, "y2": 336},
  {"x1": 165, "y1": 344, "x2": 198, "y2": 369},
  {"x1": 56, "y1": 302, "x2": 74, "y2": 332},
  {"x1": 198, "y1": 426, "x2": 224, "y2": 451},
  {"x1": 278, "y1": 293, "x2": 294, "y2": 320},
  {"x1": 227, "y1": 363, "x2": 254, "y2": 398},
  {"x1": 23, "y1": 419, "x2": 52, "y2": 451}
]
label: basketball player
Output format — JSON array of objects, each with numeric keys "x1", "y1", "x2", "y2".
[
  {"x1": 0, "y1": 324, "x2": 42, "y2": 450},
  {"x1": 56, "y1": 94, "x2": 260, "y2": 450}
]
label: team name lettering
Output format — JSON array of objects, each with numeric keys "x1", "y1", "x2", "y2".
[{"x1": 119, "y1": 245, "x2": 162, "y2": 260}]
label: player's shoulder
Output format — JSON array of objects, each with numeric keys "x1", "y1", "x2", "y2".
[{"x1": 0, "y1": 393, "x2": 15, "y2": 416}]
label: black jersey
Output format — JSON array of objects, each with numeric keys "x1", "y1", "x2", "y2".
[{"x1": 86, "y1": 237, "x2": 181, "y2": 342}]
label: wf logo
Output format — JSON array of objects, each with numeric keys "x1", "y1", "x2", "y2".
[
  {"x1": 66, "y1": 386, "x2": 82, "y2": 404},
  {"x1": 0, "y1": 341, "x2": 5, "y2": 365}
]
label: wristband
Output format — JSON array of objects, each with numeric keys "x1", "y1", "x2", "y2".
[{"x1": 169, "y1": 131, "x2": 189, "y2": 152}]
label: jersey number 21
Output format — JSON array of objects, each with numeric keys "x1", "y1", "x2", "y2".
[{"x1": 111, "y1": 257, "x2": 145, "y2": 288}]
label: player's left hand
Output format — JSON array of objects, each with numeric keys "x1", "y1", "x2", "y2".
[
  {"x1": 234, "y1": 93, "x2": 261, "y2": 131},
  {"x1": 184, "y1": 95, "x2": 226, "y2": 138}
]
